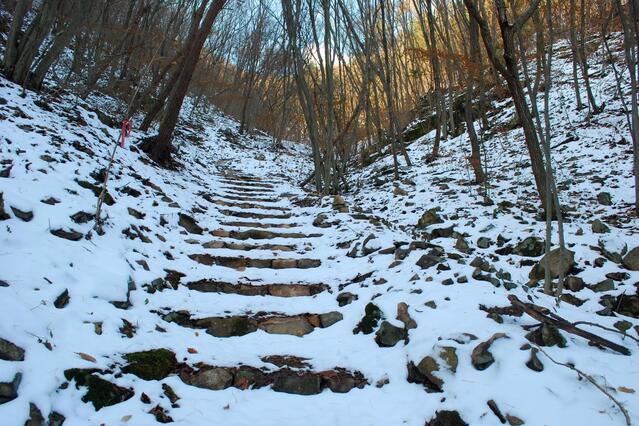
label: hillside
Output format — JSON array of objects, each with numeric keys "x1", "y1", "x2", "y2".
[{"x1": 1, "y1": 35, "x2": 638, "y2": 426}]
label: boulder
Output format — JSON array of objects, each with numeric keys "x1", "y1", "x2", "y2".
[
  {"x1": 426, "y1": 410, "x2": 468, "y2": 426},
  {"x1": 187, "y1": 367, "x2": 233, "y2": 390},
  {"x1": 259, "y1": 316, "x2": 314, "y2": 337},
  {"x1": 0, "y1": 338, "x2": 25, "y2": 361},
  {"x1": 10, "y1": 206, "x2": 33, "y2": 222},
  {"x1": 417, "y1": 251, "x2": 441, "y2": 269},
  {"x1": 337, "y1": 292, "x2": 357, "y2": 306},
  {"x1": 622, "y1": 246, "x2": 639, "y2": 271},
  {"x1": 407, "y1": 356, "x2": 443, "y2": 392},
  {"x1": 272, "y1": 372, "x2": 321, "y2": 395},
  {"x1": 471, "y1": 333, "x2": 508, "y2": 370},
  {"x1": 0, "y1": 373, "x2": 21, "y2": 405},
  {"x1": 375, "y1": 321, "x2": 407, "y2": 347},
  {"x1": 513, "y1": 237, "x2": 545, "y2": 257},
  {"x1": 178, "y1": 213, "x2": 203, "y2": 234},
  {"x1": 353, "y1": 303, "x2": 383, "y2": 334},
  {"x1": 529, "y1": 248, "x2": 575, "y2": 280},
  {"x1": 591, "y1": 219, "x2": 609, "y2": 234},
  {"x1": 564, "y1": 276, "x2": 584, "y2": 292},
  {"x1": 477, "y1": 237, "x2": 492, "y2": 249},
  {"x1": 417, "y1": 208, "x2": 443, "y2": 228},
  {"x1": 64, "y1": 369, "x2": 134, "y2": 410},
  {"x1": 590, "y1": 279, "x2": 615, "y2": 293},
  {"x1": 123, "y1": 349, "x2": 178, "y2": 380},
  {"x1": 597, "y1": 192, "x2": 612, "y2": 206},
  {"x1": 319, "y1": 311, "x2": 343, "y2": 328},
  {"x1": 525, "y1": 324, "x2": 566, "y2": 348},
  {"x1": 203, "y1": 316, "x2": 258, "y2": 337}
]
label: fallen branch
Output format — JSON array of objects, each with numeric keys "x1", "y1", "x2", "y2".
[
  {"x1": 535, "y1": 346, "x2": 632, "y2": 426},
  {"x1": 507, "y1": 295, "x2": 631, "y2": 356}
]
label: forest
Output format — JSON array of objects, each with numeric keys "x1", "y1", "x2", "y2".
[{"x1": 0, "y1": 0, "x2": 638, "y2": 425}]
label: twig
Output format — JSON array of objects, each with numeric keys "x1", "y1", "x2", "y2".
[
  {"x1": 508, "y1": 295, "x2": 631, "y2": 356},
  {"x1": 535, "y1": 346, "x2": 632, "y2": 426},
  {"x1": 570, "y1": 320, "x2": 639, "y2": 345}
]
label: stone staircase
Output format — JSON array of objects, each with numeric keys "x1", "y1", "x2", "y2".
[{"x1": 63, "y1": 170, "x2": 369, "y2": 417}]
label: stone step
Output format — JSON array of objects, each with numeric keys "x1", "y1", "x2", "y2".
[
  {"x1": 219, "y1": 209, "x2": 292, "y2": 220},
  {"x1": 215, "y1": 194, "x2": 279, "y2": 203},
  {"x1": 221, "y1": 185, "x2": 274, "y2": 194},
  {"x1": 219, "y1": 179, "x2": 274, "y2": 189},
  {"x1": 221, "y1": 220, "x2": 301, "y2": 229},
  {"x1": 188, "y1": 254, "x2": 321, "y2": 269},
  {"x1": 113, "y1": 349, "x2": 367, "y2": 395},
  {"x1": 205, "y1": 197, "x2": 290, "y2": 212},
  {"x1": 161, "y1": 310, "x2": 343, "y2": 337},
  {"x1": 210, "y1": 228, "x2": 321, "y2": 240},
  {"x1": 186, "y1": 279, "x2": 328, "y2": 297},
  {"x1": 201, "y1": 240, "x2": 297, "y2": 251}
]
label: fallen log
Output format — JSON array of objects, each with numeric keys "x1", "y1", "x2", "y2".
[{"x1": 507, "y1": 295, "x2": 631, "y2": 356}]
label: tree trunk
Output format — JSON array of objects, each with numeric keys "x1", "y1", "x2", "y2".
[
  {"x1": 3, "y1": 0, "x2": 30, "y2": 76},
  {"x1": 143, "y1": 0, "x2": 228, "y2": 166}
]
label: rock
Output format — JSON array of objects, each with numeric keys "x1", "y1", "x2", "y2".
[
  {"x1": 187, "y1": 367, "x2": 233, "y2": 390},
  {"x1": 477, "y1": 237, "x2": 491, "y2": 249},
  {"x1": 393, "y1": 186, "x2": 408, "y2": 196},
  {"x1": 375, "y1": 321, "x2": 407, "y2": 347},
  {"x1": 591, "y1": 219, "x2": 610, "y2": 234},
  {"x1": 259, "y1": 316, "x2": 314, "y2": 337},
  {"x1": 64, "y1": 369, "x2": 134, "y2": 410},
  {"x1": 599, "y1": 237, "x2": 627, "y2": 264},
  {"x1": 0, "y1": 193, "x2": 9, "y2": 221},
  {"x1": 396, "y1": 302, "x2": 417, "y2": 329},
  {"x1": 0, "y1": 338, "x2": 25, "y2": 361},
  {"x1": 337, "y1": 292, "x2": 357, "y2": 306},
  {"x1": 506, "y1": 414, "x2": 525, "y2": 425},
  {"x1": 564, "y1": 276, "x2": 584, "y2": 292},
  {"x1": 162, "y1": 383, "x2": 179, "y2": 404},
  {"x1": 471, "y1": 333, "x2": 508, "y2": 370},
  {"x1": 353, "y1": 303, "x2": 383, "y2": 334},
  {"x1": 417, "y1": 208, "x2": 443, "y2": 228},
  {"x1": 622, "y1": 246, "x2": 639, "y2": 271},
  {"x1": 10, "y1": 206, "x2": 33, "y2": 222},
  {"x1": 525, "y1": 324, "x2": 566, "y2": 347},
  {"x1": 332, "y1": 195, "x2": 349, "y2": 213},
  {"x1": 597, "y1": 191, "x2": 612, "y2": 205},
  {"x1": 454, "y1": 236, "x2": 470, "y2": 254},
  {"x1": 149, "y1": 405, "x2": 173, "y2": 423},
  {"x1": 123, "y1": 349, "x2": 178, "y2": 380},
  {"x1": 0, "y1": 373, "x2": 21, "y2": 405},
  {"x1": 313, "y1": 213, "x2": 331, "y2": 228},
  {"x1": 48, "y1": 411, "x2": 65, "y2": 426},
  {"x1": 606, "y1": 272, "x2": 630, "y2": 281},
  {"x1": 25, "y1": 403, "x2": 45, "y2": 426},
  {"x1": 438, "y1": 346, "x2": 458, "y2": 373},
  {"x1": 50, "y1": 228, "x2": 83, "y2": 241},
  {"x1": 417, "y1": 251, "x2": 441, "y2": 269},
  {"x1": 54, "y1": 289, "x2": 70, "y2": 309},
  {"x1": 272, "y1": 372, "x2": 321, "y2": 395},
  {"x1": 613, "y1": 294, "x2": 639, "y2": 318},
  {"x1": 128, "y1": 207, "x2": 145, "y2": 220},
  {"x1": 613, "y1": 320, "x2": 632, "y2": 333},
  {"x1": 525, "y1": 348, "x2": 544, "y2": 372},
  {"x1": 429, "y1": 225, "x2": 456, "y2": 239},
  {"x1": 178, "y1": 213, "x2": 203, "y2": 234},
  {"x1": 590, "y1": 279, "x2": 615, "y2": 293},
  {"x1": 529, "y1": 248, "x2": 575, "y2": 280},
  {"x1": 513, "y1": 237, "x2": 545, "y2": 257},
  {"x1": 203, "y1": 316, "x2": 258, "y2": 337},
  {"x1": 70, "y1": 211, "x2": 94, "y2": 224},
  {"x1": 319, "y1": 311, "x2": 343, "y2": 328},
  {"x1": 234, "y1": 366, "x2": 270, "y2": 389},
  {"x1": 410, "y1": 356, "x2": 443, "y2": 392},
  {"x1": 425, "y1": 410, "x2": 468, "y2": 426}
]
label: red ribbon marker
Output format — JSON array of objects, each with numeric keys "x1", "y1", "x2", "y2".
[{"x1": 120, "y1": 118, "x2": 132, "y2": 148}]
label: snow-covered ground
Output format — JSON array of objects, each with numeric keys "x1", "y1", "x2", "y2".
[{"x1": 0, "y1": 35, "x2": 638, "y2": 426}]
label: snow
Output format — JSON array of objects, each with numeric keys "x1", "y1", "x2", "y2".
[{"x1": 0, "y1": 34, "x2": 638, "y2": 425}]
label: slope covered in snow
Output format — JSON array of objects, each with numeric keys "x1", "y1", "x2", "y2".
[{"x1": 0, "y1": 35, "x2": 638, "y2": 426}]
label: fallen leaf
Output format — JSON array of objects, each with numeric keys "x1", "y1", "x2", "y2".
[
  {"x1": 187, "y1": 347, "x2": 198, "y2": 354},
  {"x1": 618, "y1": 386, "x2": 635, "y2": 394},
  {"x1": 121, "y1": 415, "x2": 133, "y2": 422},
  {"x1": 77, "y1": 352, "x2": 97, "y2": 363},
  {"x1": 195, "y1": 331, "x2": 200, "y2": 337},
  {"x1": 223, "y1": 404, "x2": 230, "y2": 410}
]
